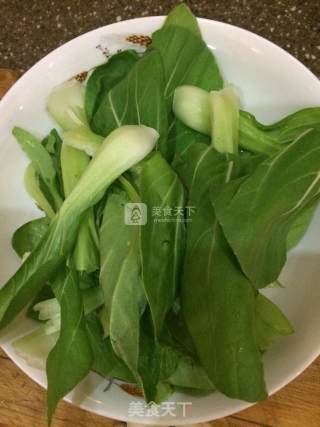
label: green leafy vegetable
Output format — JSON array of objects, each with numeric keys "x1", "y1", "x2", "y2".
[
  {"x1": 85, "y1": 49, "x2": 139, "y2": 122},
  {"x1": 168, "y1": 354, "x2": 215, "y2": 390},
  {"x1": 140, "y1": 153, "x2": 185, "y2": 336},
  {"x1": 239, "y1": 108, "x2": 320, "y2": 154},
  {"x1": 100, "y1": 185, "x2": 146, "y2": 391},
  {"x1": 12, "y1": 217, "x2": 50, "y2": 258},
  {"x1": 92, "y1": 50, "x2": 168, "y2": 157},
  {"x1": 86, "y1": 314, "x2": 135, "y2": 382},
  {"x1": 172, "y1": 86, "x2": 279, "y2": 155},
  {"x1": 255, "y1": 293, "x2": 294, "y2": 351},
  {"x1": 161, "y1": 3, "x2": 201, "y2": 37},
  {"x1": 136, "y1": 323, "x2": 178, "y2": 403},
  {"x1": 152, "y1": 4, "x2": 223, "y2": 160},
  {"x1": 99, "y1": 182, "x2": 175, "y2": 401},
  {"x1": 13, "y1": 127, "x2": 63, "y2": 211},
  {"x1": 242, "y1": 107, "x2": 320, "y2": 144},
  {"x1": 47, "y1": 268, "x2": 93, "y2": 423},
  {"x1": 239, "y1": 111, "x2": 281, "y2": 155},
  {"x1": 61, "y1": 143, "x2": 99, "y2": 272},
  {"x1": 152, "y1": 25, "x2": 223, "y2": 103},
  {"x1": 183, "y1": 228, "x2": 266, "y2": 402},
  {"x1": 42, "y1": 129, "x2": 64, "y2": 197},
  {"x1": 178, "y1": 143, "x2": 266, "y2": 401},
  {"x1": 164, "y1": 307, "x2": 198, "y2": 358},
  {"x1": 287, "y1": 203, "x2": 316, "y2": 250},
  {"x1": 170, "y1": 118, "x2": 210, "y2": 157},
  {"x1": 73, "y1": 210, "x2": 100, "y2": 273},
  {"x1": 24, "y1": 165, "x2": 55, "y2": 218},
  {"x1": 0, "y1": 126, "x2": 157, "y2": 327},
  {"x1": 172, "y1": 87, "x2": 320, "y2": 156},
  {"x1": 82, "y1": 286, "x2": 104, "y2": 314},
  {"x1": 214, "y1": 128, "x2": 320, "y2": 288},
  {"x1": 4, "y1": 4, "x2": 320, "y2": 419}
]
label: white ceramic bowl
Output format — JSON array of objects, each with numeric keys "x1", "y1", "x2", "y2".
[{"x1": 0, "y1": 16, "x2": 320, "y2": 425}]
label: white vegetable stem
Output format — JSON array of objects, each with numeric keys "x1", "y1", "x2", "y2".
[
  {"x1": 12, "y1": 298, "x2": 61, "y2": 369},
  {"x1": 60, "y1": 144, "x2": 89, "y2": 197},
  {"x1": 12, "y1": 328, "x2": 59, "y2": 370},
  {"x1": 172, "y1": 84, "x2": 240, "y2": 154},
  {"x1": 47, "y1": 80, "x2": 88, "y2": 131},
  {"x1": 63, "y1": 126, "x2": 104, "y2": 157},
  {"x1": 210, "y1": 84, "x2": 240, "y2": 154},
  {"x1": 60, "y1": 125, "x2": 159, "y2": 217},
  {"x1": 173, "y1": 85, "x2": 211, "y2": 135}
]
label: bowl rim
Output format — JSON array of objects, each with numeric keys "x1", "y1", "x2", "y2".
[{"x1": 1, "y1": 15, "x2": 320, "y2": 425}]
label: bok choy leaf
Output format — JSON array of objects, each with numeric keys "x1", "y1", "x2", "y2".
[
  {"x1": 100, "y1": 185, "x2": 146, "y2": 389},
  {"x1": 86, "y1": 314, "x2": 135, "y2": 382},
  {"x1": 214, "y1": 128, "x2": 320, "y2": 288},
  {"x1": 173, "y1": 85, "x2": 320, "y2": 155},
  {"x1": 60, "y1": 143, "x2": 99, "y2": 272},
  {"x1": 24, "y1": 164, "x2": 55, "y2": 218},
  {"x1": 12, "y1": 216, "x2": 50, "y2": 258},
  {"x1": 152, "y1": 24, "x2": 223, "y2": 103},
  {"x1": 241, "y1": 107, "x2": 320, "y2": 144},
  {"x1": 85, "y1": 49, "x2": 139, "y2": 123},
  {"x1": 161, "y1": 3, "x2": 201, "y2": 37},
  {"x1": 139, "y1": 153, "x2": 185, "y2": 337},
  {"x1": 92, "y1": 50, "x2": 168, "y2": 157},
  {"x1": 5, "y1": 3, "x2": 320, "y2": 417},
  {"x1": 255, "y1": 293, "x2": 294, "y2": 351},
  {"x1": 177, "y1": 142, "x2": 267, "y2": 401},
  {"x1": 13, "y1": 127, "x2": 63, "y2": 211},
  {"x1": 0, "y1": 126, "x2": 158, "y2": 327},
  {"x1": 47, "y1": 268, "x2": 93, "y2": 423}
]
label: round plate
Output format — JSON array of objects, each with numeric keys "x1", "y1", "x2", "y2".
[{"x1": 0, "y1": 16, "x2": 320, "y2": 425}]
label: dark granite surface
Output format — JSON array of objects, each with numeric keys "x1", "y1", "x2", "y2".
[{"x1": 0, "y1": 0, "x2": 319, "y2": 76}]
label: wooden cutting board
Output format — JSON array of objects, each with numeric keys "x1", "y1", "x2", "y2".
[{"x1": 0, "y1": 69, "x2": 320, "y2": 427}]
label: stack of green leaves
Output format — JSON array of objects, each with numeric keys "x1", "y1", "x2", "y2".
[{"x1": 2, "y1": 3, "x2": 320, "y2": 424}]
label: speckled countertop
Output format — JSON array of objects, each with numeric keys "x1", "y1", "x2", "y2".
[{"x1": 0, "y1": 0, "x2": 319, "y2": 76}]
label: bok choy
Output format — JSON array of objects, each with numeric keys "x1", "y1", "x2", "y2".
[
  {"x1": 173, "y1": 84, "x2": 320, "y2": 155},
  {"x1": 0, "y1": 125, "x2": 158, "y2": 327},
  {"x1": 1, "y1": 3, "x2": 320, "y2": 424}
]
